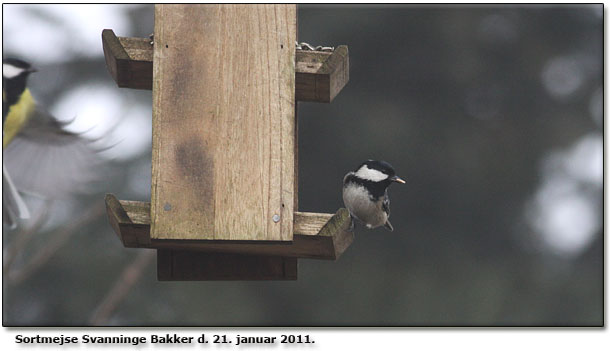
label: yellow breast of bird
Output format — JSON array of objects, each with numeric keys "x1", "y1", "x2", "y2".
[{"x1": 3, "y1": 88, "x2": 35, "y2": 148}]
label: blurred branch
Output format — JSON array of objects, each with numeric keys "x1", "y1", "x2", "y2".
[
  {"x1": 89, "y1": 249, "x2": 155, "y2": 326},
  {"x1": 5, "y1": 202, "x2": 105, "y2": 285}
]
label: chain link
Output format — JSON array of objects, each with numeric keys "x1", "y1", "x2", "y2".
[
  {"x1": 296, "y1": 42, "x2": 334, "y2": 52},
  {"x1": 149, "y1": 36, "x2": 334, "y2": 53}
]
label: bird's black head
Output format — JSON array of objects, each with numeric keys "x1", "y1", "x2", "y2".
[
  {"x1": 345, "y1": 159, "x2": 405, "y2": 199},
  {"x1": 357, "y1": 160, "x2": 396, "y2": 178},
  {"x1": 3, "y1": 58, "x2": 36, "y2": 116},
  {"x1": 353, "y1": 160, "x2": 405, "y2": 183}
]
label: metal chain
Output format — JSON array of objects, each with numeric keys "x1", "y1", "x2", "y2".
[
  {"x1": 149, "y1": 35, "x2": 334, "y2": 52},
  {"x1": 296, "y1": 42, "x2": 334, "y2": 52}
]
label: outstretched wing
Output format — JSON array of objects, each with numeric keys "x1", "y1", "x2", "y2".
[{"x1": 3, "y1": 106, "x2": 106, "y2": 199}]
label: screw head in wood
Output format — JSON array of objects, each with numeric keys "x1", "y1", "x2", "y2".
[
  {"x1": 272, "y1": 214, "x2": 280, "y2": 223},
  {"x1": 164, "y1": 203, "x2": 172, "y2": 211}
]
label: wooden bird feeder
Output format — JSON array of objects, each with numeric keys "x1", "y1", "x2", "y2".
[{"x1": 102, "y1": 4, "x2": 351, "y2": 281}]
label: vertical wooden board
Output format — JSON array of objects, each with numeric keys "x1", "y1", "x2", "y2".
[{"x1": 151, "y1": 5, "x2": 296, "y2": 241}]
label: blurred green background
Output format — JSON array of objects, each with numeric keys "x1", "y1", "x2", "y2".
[{"x1": 2, "y1": 4, "x2": 603, "y2": 326}]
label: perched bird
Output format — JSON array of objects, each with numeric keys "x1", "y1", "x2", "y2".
[
  {"x1": 342, "y1": 160, "x2": 405, "y2": 231},
  {"x1": 3, "y1": 58, "x2": 103, "y2": 228}
]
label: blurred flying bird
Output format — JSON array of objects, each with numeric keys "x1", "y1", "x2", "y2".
[{"x1": 3, "y1": 58, "x2": 103, "y2": 228}]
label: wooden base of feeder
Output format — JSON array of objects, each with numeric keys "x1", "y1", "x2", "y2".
[
  {"x1": 105, "y1": 194, "x2": 353, "y2": 281},
  {"x1": 158, "y1": 251, "x2": 297, "y2": 281}
]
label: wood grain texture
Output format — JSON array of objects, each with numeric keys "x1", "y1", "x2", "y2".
[
  {"x1": 118, "y1": 36, "x2": 153, "y2": 61},
  {"x1": 151, "y1": 5, "x2": 296, "y2": 241},
  {"x1": 157, "y1": 250, "x2": 297, "y2": 281},
  {"x1": 102, "y1": 29, "x2": 129, "y2": 84},
  {"x1": 101, "y1": 30, "x2": 349, "y2": 102},
  {"x1": 295, "y1": 45, "x2": 349, "y2": 102},
  {"x1": 102, "y1": 29, "x2": 153, "y2": 90},
  {"x1": 104, "y1": 193, "x2": 131, "y2": 245},
  {"x1": 104, "y1": 195, "x2": 353, "y2": 260}
]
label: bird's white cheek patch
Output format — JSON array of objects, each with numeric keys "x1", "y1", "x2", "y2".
[
  {"x1": 2, "y1": 64, "x2": 25, "y2": 79},
  {"x1": 355, "y1": 165, "x2": 388, "y2": 182}
]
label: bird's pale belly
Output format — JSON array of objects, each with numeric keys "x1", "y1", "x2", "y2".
[{"x1": 342, "y1": 184, "x2": 387, "y2": 228}]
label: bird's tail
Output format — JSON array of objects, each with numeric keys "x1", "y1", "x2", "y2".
[
  {"x1": 3, "y1": 162, "x2": 30, "y2": 228},
  {"x1": 383, "y1": 219, "x2": 394, "y2": 232}
]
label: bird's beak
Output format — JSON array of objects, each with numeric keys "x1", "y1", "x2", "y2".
[{"x1": 391, "y1": 175, "x2": 406, "y2": 184}]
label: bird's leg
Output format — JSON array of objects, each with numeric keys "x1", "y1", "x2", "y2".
[{"x1": 348, "y1": 214, "x2": 356, "y2": 232}]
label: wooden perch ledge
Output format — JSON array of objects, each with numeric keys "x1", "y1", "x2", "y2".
[
  {"x1": 105, "y1": 194, "x2": 354, "y2": 261},
  {"x1": 102, "y1": 29, "x2": 349, "y2": 102}
]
